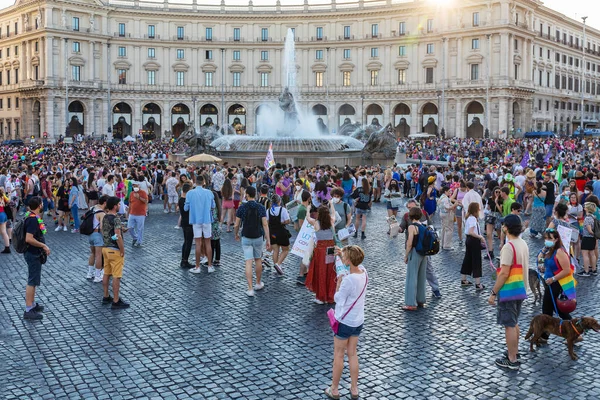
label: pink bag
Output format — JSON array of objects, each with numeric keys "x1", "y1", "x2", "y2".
[{"x1": 326, "y1": 274, "x2": 368, "y2": 334}]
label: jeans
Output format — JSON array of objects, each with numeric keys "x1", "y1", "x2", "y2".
[
  {"x1": 405, "y1": 249, "x2": 427, "y2": 306},
  {"x1": 128, "y1": 215, "x2": 146, "y2": 244},
  {"x1": 71, "y1": 204, "x2": 80, "y2": 229},
  {"x1": 426, "y1": 257, "x2": 440, "y2": 292},
  {"x1": 181, "y1": 226, "x2": 193, "y2": 262}
]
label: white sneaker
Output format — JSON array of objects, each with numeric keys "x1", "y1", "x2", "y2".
[
  {"x1": 200, "y1": 256, "x2": 208, "y2": 264},
  {"x1": 93, "y1": 271, "x2": 104, "y2": 283},
  {"x1": 246, "y1": 289, "x2": 255, "y2": 297},
  {"x1": 254, "y1": 282, "x2": 264, "y2": 291},
  {"x1": 189, "y1": 267, "x2": 202, "y2": 274},
  {"x1": 163, "y1": 209, "x2": 168, "y2": 213},
  {"x1": 63, "y1": 226, "x2": 68, "y2": 232},
  {"x1": 313, "y1": 298, "x2": 325, "y2": 304},
  {"x1": 207, "y1": 266, "x2": 215, "y2": 273},
  {"x1": 86, "y1": 271, "x2": 94, "y2": 280},
  {"x1": 174, "y1": 225, "x2": 180, "y2": 229},
  {"x1": 55, "y1": 226, "x2": 62, "y2": 232}
]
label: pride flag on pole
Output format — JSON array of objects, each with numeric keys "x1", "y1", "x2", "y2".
[
  {"x1": 520, "y1": 151, "x2": 530, "y2": 169},
  {"x1": 556, "y1": 161, "x2": 564, "y2": 183},
  {"x1": 264, "y1": 143, "x2": 275, "y2": 170}
]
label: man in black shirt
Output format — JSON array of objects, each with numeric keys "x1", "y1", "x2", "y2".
[
  {"x1": 543, "y1": 172, "x2": 556, "y2": 226},
  {"x1": 23, "y1": 197, "x2": 51, "y2": 320},
  {"x1": 179, "y1": 183, "x2": 194, "y2": 268}
]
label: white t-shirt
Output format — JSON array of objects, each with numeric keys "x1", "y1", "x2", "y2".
[
  {"x1": 334, "y1": 266, "x2": 368, "y2": 327},
  {"x1": 514, "y1": 175, "x2": 526, "y2": 189},
  {"x1": 464, "y1": 215, "x2": 480, "y2": 236},
  {"x1": 267, "y1": 206, "x2": 290, "y2": 222},
  {"x1": 102, "y1": 182, "x2": 115, "y2": 196}
]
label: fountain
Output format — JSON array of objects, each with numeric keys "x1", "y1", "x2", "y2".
[{"x1": 207, "y1": 28, "x2": 365, "y2": 166}]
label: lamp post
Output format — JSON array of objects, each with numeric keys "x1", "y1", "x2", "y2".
[
  {"x1": 441, "y1": 37, "x2": 446, "y2": 137},
  {"x1": 221, "y1": 48, "x2": 225, "y2": 131},
  {"x1": 581, "y1": 16, "x2": 587, "y2": 133},
  {"x1": 326, "y1": 47, "x2": 330, "y2": 132},
  {"x1": 486, "y1": 34, "x2": 491, "y2": 138},
  {"x1": 64, "y1": 38, "x2": 69, "y2": 137},
  {"x1": 107, "y1": 43, "x2": 112, "y2": 139}
]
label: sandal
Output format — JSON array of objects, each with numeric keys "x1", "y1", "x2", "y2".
[
  {"x1": 461, "y1": 280, "x2": 473, "y2": 286},
  {"x1": 351, "y1": 390, "x2": 359, "y2": 400},
  {"x1": 324, "y1": 387, "x2": 340, "y2": 400},
  {"x1": 402, "y1": 305, "x2": 417, "y2": 311}
]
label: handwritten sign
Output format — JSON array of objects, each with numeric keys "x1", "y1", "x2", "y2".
[
  {"x1": 291, "y1": 219, "x2": 315, "y2": 258},
  {"x1": 556, "y1": 224, "x2": 572, "y2": 253}
]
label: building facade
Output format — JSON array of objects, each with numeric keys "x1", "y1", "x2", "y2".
[{"x1": 1, "y1": 0, "x2": 600, "y2": 141}]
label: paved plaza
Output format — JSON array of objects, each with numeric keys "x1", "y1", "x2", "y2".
[{"x1": 1, "y1": 201, "x2": 600, "y2": 400}]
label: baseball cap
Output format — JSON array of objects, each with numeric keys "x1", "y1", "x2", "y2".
[{"x1": 502, "y1": 214, "x2": 522, "y2": 230}]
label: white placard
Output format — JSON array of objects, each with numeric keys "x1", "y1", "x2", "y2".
[
  {"x1": 556, "y1": 224, "x2": 572, "y2": 253},
  {"x1": 286, "y1": 200, "x2": 299, "y2": 222},
  {"x1": 291, "y1": 219, "x2": 315, "y2": 258}
]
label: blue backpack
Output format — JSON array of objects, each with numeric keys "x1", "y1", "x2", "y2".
[{"x1": 411, "y1": 223, "x2": 440, "y2": 256}]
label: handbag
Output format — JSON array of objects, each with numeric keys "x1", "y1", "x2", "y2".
[
  {"x1": 327, "y1": 273, "x2": 368, "y2": 334},
  {"x1": 496, "y1": 242, "x2": 527, "y2": 302}
]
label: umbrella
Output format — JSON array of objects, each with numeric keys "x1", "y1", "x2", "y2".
[{"x1": 185, "y1": 153, "x2": 222, "y2": 163}]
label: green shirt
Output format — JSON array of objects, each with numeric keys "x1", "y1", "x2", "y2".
[
  {"x1": 297, "y1": 204, "x2": 307, "y2": 222},
  {"x1": 502, "y1": 197, "x2": 515, "y2": 216}
]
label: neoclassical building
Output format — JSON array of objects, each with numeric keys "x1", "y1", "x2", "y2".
[{"x1": 1, "y1": 0, "x2": 600, "y2": 141}]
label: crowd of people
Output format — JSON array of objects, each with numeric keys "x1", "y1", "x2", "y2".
[{"x1": 1, "y1": 135, "x2": 597, "y2": 394}]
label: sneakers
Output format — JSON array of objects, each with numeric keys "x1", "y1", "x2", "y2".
[
  {"x1": 1, "y1": 246, "x2": 11, "y2": 253},
  {"x1": 246, "y1": 289, "x2": 255, "y2": 297},
  {"x1": 163, "y1": 209, "x2": 169, "y2": 213},
  {"x1": 23, "y1": 310, "x2": 43, "y2": 320},
  {"x1": 132, "y1": 239, "x2": 137, "y2": 247},
  {"x1": 353, "y1": 231, "x2": 358, "y2": 239},
  {"x1": 262, "y1": 259, "x2": 272, "y2": 268},
  {"x1": 254, "y1": 282, "x2": 265, "y2": 291},
  {"x1": 180, "y1": 260, "x2": 194, "y2": 269},
  {"x1": 577, "y1": 270, "x2": 591, "y2": 277},
  {"x1": 86, "y1": 270, "x2": 94, "y2": 280},
  {"x1": 63, "y1": 226, "x2": 68, "y2": 232},
  {"x1": 200, "y1": 256, "x2": 208, "y2": 264},
  {"x1": 592, "y1": 270, "x2": 598, "y2": 276},
  {"x1": 93, "y1": 270, "x2": 104, "y2": 283},
  {"x1": 503, "y1": 351, "x2": 524, "y2": 363},
  {"x1": 314, "y1": 298, "x2": 325, "y2": 305},
  {"x1": 111, "y1": 299, "x2": 130, "y2": 309},
  {"x1": 55, "y1": 225, "x2": 62, "y2": 232},
  {"x1": 432, "y1": 290, "x2": 442, "y2": 298},
  {"x1": 189, "y1": 267, "x2": 202, "y2": 274},
  {"x1": 495, "y1": 357, "x2": 520, "y2": 371},
  {"x1": 174, "y1": 225, "x2": 180, "y2": 229},
  {"x1": 71, "y1": 228, "x2": 79, "y2": 233},
  {"x1": 102, "y1": 296, "x2": 113, "y2": 304},
  {"x1": 296, "y1": 275, "x2": 307, "y2": 286},
  {"x1": 32, "y1": 303, "x2": 45, "y2": 312},
  {"x1": 274, "y1": 263, "x2": 284, "y2": 276},
  {"x1": 207, "y1": 266, "x2": 215, "y2": 273}
]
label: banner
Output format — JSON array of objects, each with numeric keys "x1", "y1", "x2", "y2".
[
  {"x1": 291, "y1": 219, "x2": 315, "y2": 258},
  {"x1": 264, "y1": 143, "x2": 275, "y2": 170},
  {"x1": 286, "y1": 199, "x2": 300, "y2": 222}
]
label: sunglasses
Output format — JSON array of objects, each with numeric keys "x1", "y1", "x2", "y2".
[{"x1": 545, "y1": 228, "x2": 556, "y2": 233}]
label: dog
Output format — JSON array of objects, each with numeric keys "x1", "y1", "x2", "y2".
[
  {"x1": 524, "y1": 314, "x2": 600, "y2": 360},
  {"x1": 528, "y1": 269, "x2": 542, "y2": 306}
]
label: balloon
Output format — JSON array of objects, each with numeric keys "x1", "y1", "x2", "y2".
[{"x1": 21, "y1": 155, "x2": 26, "y2": 160}]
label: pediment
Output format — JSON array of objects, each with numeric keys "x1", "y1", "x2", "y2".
[
  {"x1": 311, "y1": 62, "x2": 327, "y2": 72},
  {"x1": 173, "y1": 62, "x2": 190, "y2": 72},
  {"x1": 256, "y1": 64, "x2": 272, "y2": 73},
  {"x1": 338, "y1": 62, "x2": 355, "y2": 72},
  {"x1": 143, "y1": 61, "x2": 161, "y2": 71},
  {"x1": 200, "y1": 62, "x2": 216, "y2": 72},
  {"x1": 466, "y1": 53, "x2": 483, "y2": 63},
  {"x1": 394, "y1": 60, "x2": 410, "y2": 69},
  {"x1": 113, "y1": 60, "x2": 131, "y2": 70},
  {"x1": 366, "y1": 61, "x2": 382, "y2": 71},
  {"x1": 229, "y1": 63, "x2": 245, "y2": 72},
  {"x1": 69, "y1": 56, "x2": 86, "y2": 66},
  {"x1": 422, "y1": 58, "x2": 438, "y2": 68}
]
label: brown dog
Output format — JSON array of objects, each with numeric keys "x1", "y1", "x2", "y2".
[{"x1": 524, "y1": 314, "x2": 600, "y2": 360}]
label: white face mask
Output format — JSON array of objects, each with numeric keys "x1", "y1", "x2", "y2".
[
  {"x1": 295, "y1": 185, "x2": 301, "y2": 190},
  {"x1": 585, "y1": 190, "x2": 590, "y2": 194},
  {"x1": 133, "y1": 187, "x2": 140, "y2": 192},
  {"x1": 332, "y1": 197, "x2": 341, "y2": 204}
]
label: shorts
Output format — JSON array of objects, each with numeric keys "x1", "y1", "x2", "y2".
[
  {"x1": 168, "y1": 195, "x2": 178, "y2": 204},
  {"x1": 193, "y1": 223, "x2": 212, "y2": 239},
  {"x1": 455, "y1": 206, "x2": 463, "y2": 217},
  {"x1": 545, "y1": 204, "x2": 554, "y2": 219},
  {"x1": 233, "y1": 200, "x2": 241, "y2": 209},
  {"x1": 88, "y1": 232, "x2": 104, "y2": 247},
  {"x1": 355, "y1": 208, "x2": 368, "y2": 215},
  {"x1": 102, "y1": 247, "x2": 124, "y2": 278},
  {"x1": 0, "y1": 211, "x2": 6, "y2": 223},
  {"x1": 223, "y1": 200, "x2": 235, "y2": 209},
  {"x1": 43, "y1": 198, "x2": 55, "y2": 211},
  {"x1": 241, "y1": 236, "x2": 263, "y2": 260},
  {"x1": 25, "y1": 251, "x2": 43, "y2": 287},
  {"x1": 496, "y1": 299, "x2": 523, "y2": 328},
  {"x1": 581, "y1": 236, "x2": 597, "y2": 251},
  {"x1": 335, "y1": 322, "x2": 363, "y2": 340},
  {"x1": 386, "y1": 202, "x2": 399, "y2": 211}
]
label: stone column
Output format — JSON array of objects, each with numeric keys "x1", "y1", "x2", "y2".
[
  {"x1": 411, "y1": 43, "x2": 418, "y2": 84},
  {"x1": 247, "y1": 49, "x2": 254, "y2": 87},
  {"x1": 89, "y1": 98, "x2": 96, "y2": 136},
  {"x1": 275, "y1": 49, "x2": 281, "y2": 87},
  {"x1": 133, "y1": 99, "x2": 141, "y2": 135},
  {"x1": 456, "y1": 38, "x2": 463, "y2": 81},
  {"x1": 455, "y1": 98, "x2": 462, "y2": 138},
  {"x1": 508, "y1": 33, "x2": 513, "y2": 80},
  {"x1": 40, "y1": 101, "x2": 46, "y2": 139},
  {"x1": 133, "y1": 45, "x2": 140, "y2": 85},
  {"x1": 22, "y1": 41, "x2": 29, "y2": 81},
  {"x1": 498, "y1": 97, "x2": 508, "y2": 135},
  {"x1": 191, "y1": 48, "x2": 199, "y2": 87},
  {"x1": 246, "y1": 100, "x2": 254, "y2": 135},
  {"x1": 46, "y1": 96, "x2": 55, "y2": 140},
  {"x1": 164, "y1": 47, "x2": 171, "y2": 86},
  {"x1": 89, "y1": 41, "x2": 95, "y2": 82},
  {"x1": 410, "y1": 101, "x2": 418, "y2": 135},
  {"x1": 500, "y1": 33, "x2": 508, "y2": 79}
]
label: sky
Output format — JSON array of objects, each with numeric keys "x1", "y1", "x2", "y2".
[{"x1": 1, "y1": 0, "x2": 599, "y2": 30}]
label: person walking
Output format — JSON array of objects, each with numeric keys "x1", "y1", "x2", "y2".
[
  {"x1": 178, "y1": 183, "x2": 194, "y2": 268},
  {"x1": 0, "y1": 188, "x2": 10, "y2": 253},
  {"x1": 580, "y1": 202, "x2": 597, "y2": 276},
  {"x1": 267, "y1": 194, "x2": 291, "y2": 276},
  {"x1": 438, "y1": 186, "x2": 457, "y2": 251},
  {"x1": 68, "y1": 177, "x2": 81, "y2": 233},
  {"x1": 488, "y1": 215, "x2": 529, "y2": 370},
  {"x1": 352, "y1": 178, "x2": 372, "y2": 239},
  {"x1": 325, "y1": 245, "x2": 368, "y2": 400},
  {"x1": 101, "y1": 196, "x2": 129, "y2": 309},
  {"x1": 22, "y1": 197, "x2": 51, "y2": 320},
  {"x1": 461, "y1": 202, "x2": 485, "y2": 290},
  {"x1": 403, "y1": 207, "x2": 428, "y2": 311},
  {"x1": 185, "y1": 175, "x2": 215, "y2": 274},
  {"x1": 234, "y1": 186, "x2": 271, "y2": 296},
  {"x1": 128, "y1": 180, "x2": 148, "y2": 248},
  {"x1": 86, "y1": 195, "x2": 107, "y2": 283}
]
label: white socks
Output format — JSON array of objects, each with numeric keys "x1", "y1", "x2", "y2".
[{"x1": 88, "y1": 266, "x2": 95, "y2": 275}]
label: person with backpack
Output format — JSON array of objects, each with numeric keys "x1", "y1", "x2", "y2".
[
  {"x1": 267, "y1": 194, "x2": 291, "y2": 276},
  {"x1": 403, "y1": 207, "x2": 428, "y2": 311},
  {"x1": 331, "y1": 187, "x2": 352, "y2": 243},
  {"x1": 234, "y1": 186, "x2": 271, "y2": 297},
  {"x1": 101, "y1": 196, "x2": 129, "y2": 309},
  {"x1": 21, "y1": 196, "x2": 51, "y2": 320},
  {"x1": 351, "y1": 178, "x2": 372, "y2": 240},
  {"x1": 83, "y1": 195, "x2": 108, "y2": 283},
  {"x1": 460, "y1": 202, "x2": 486, "y2": 291}
]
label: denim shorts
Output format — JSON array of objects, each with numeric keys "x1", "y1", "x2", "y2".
[
  {"x1": 497, "y1": 299, "x2": 523, "y2": 328},
  {"x1": 545, "y1": 204, "x2": 554, "y2": 219},
  {"x1": 0, "y1": 211, "x2": 7, "y2": 224},
  {"x1": 241, "y1": 236, "x2": 264, "y2": 260},
  {"x1": 88, "y1": 232, "x2": 104, "y2": 247},
  {"x1": 355, "y1": 208, "x2": 368, "y2": 215},
  {"x1": 335, "y1": 322, "x2": 363, "y2": 340},
  {"x1": 25, "y1": 251, "x2": 43, "y2": 287}
]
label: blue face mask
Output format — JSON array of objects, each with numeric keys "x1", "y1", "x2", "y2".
[{"x1": 544, "y1": 240, "x2": 554, "y2": 248}]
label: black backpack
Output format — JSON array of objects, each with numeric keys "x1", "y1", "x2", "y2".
[
  {"x1": 12, "y1": 218, "x2": 29, "y2": 254},
  {"x1": 156, "y1": 171, "x2": 164, "y2": 184},
  {"x1": 412, "y1": 223, "x2": 440, "y2": 256},
  {"x1": 242, "y1": 205, "x2": 263, "y2": 239},
  {"x1": 32, "y1": 179, "x2": 41, "y2": 196},
  {"x1": 80, "y1": 209, "x2": 103, "y2": 236}
]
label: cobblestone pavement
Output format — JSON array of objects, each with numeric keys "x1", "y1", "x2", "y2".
[{"x1": 1, "y1": 201, "x2": 600, "y2": 400}]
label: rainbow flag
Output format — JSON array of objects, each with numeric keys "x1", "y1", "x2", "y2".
[
  {"x1": 553, "y1": 254, "x2": 577, "y2": 300},
  {"x1": 496, "y1": 243, "x2": 527, "y2": 301},
  {"x1": 505, "y1": 149, "x2": 511, "y2": 159}
]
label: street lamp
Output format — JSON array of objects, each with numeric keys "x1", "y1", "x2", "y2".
[
  {"x1": 580, "y1": 16, "x2": 587, "y2": 133},
  {"x1": 326, "y1": 47, "x2": 330, "y2": 132},
  {"x1": 221, "y1": 48, "x2": 225, "y2": 132}
]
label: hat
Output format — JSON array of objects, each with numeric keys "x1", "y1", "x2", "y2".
[
  {"x1": 428, "y1": 176, "x2": 436, "y2": 184},
  {"x1": 502, "y1": 214, "x2": 522, "y2": 230},
  {"x1": 526, "y1": 170, "x2": 535, "y2": 179},
  {"x1": 504, "y1": 173, "x2": 514, "y2": 182}
]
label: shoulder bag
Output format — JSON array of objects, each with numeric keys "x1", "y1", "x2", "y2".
[{"x1": 327, "y1": 273, "x2": 368, "y2": 334}]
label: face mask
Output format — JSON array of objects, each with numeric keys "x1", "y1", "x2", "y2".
[
  {"x1": 585, "y1": 190, "x2": 590, "y2": 194},
  {"x1": 295, "y1": 185, "x2": 301, "y2": 190},
  {"x1": 133, "y1": 187, "x2": 140, "y2": 192},
  {"x1": 332, "y1": 197, "x2": 341, "y2": 204},
  {"x1": 544, "y1": 240, "x2": 554, "y2": 248}
]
